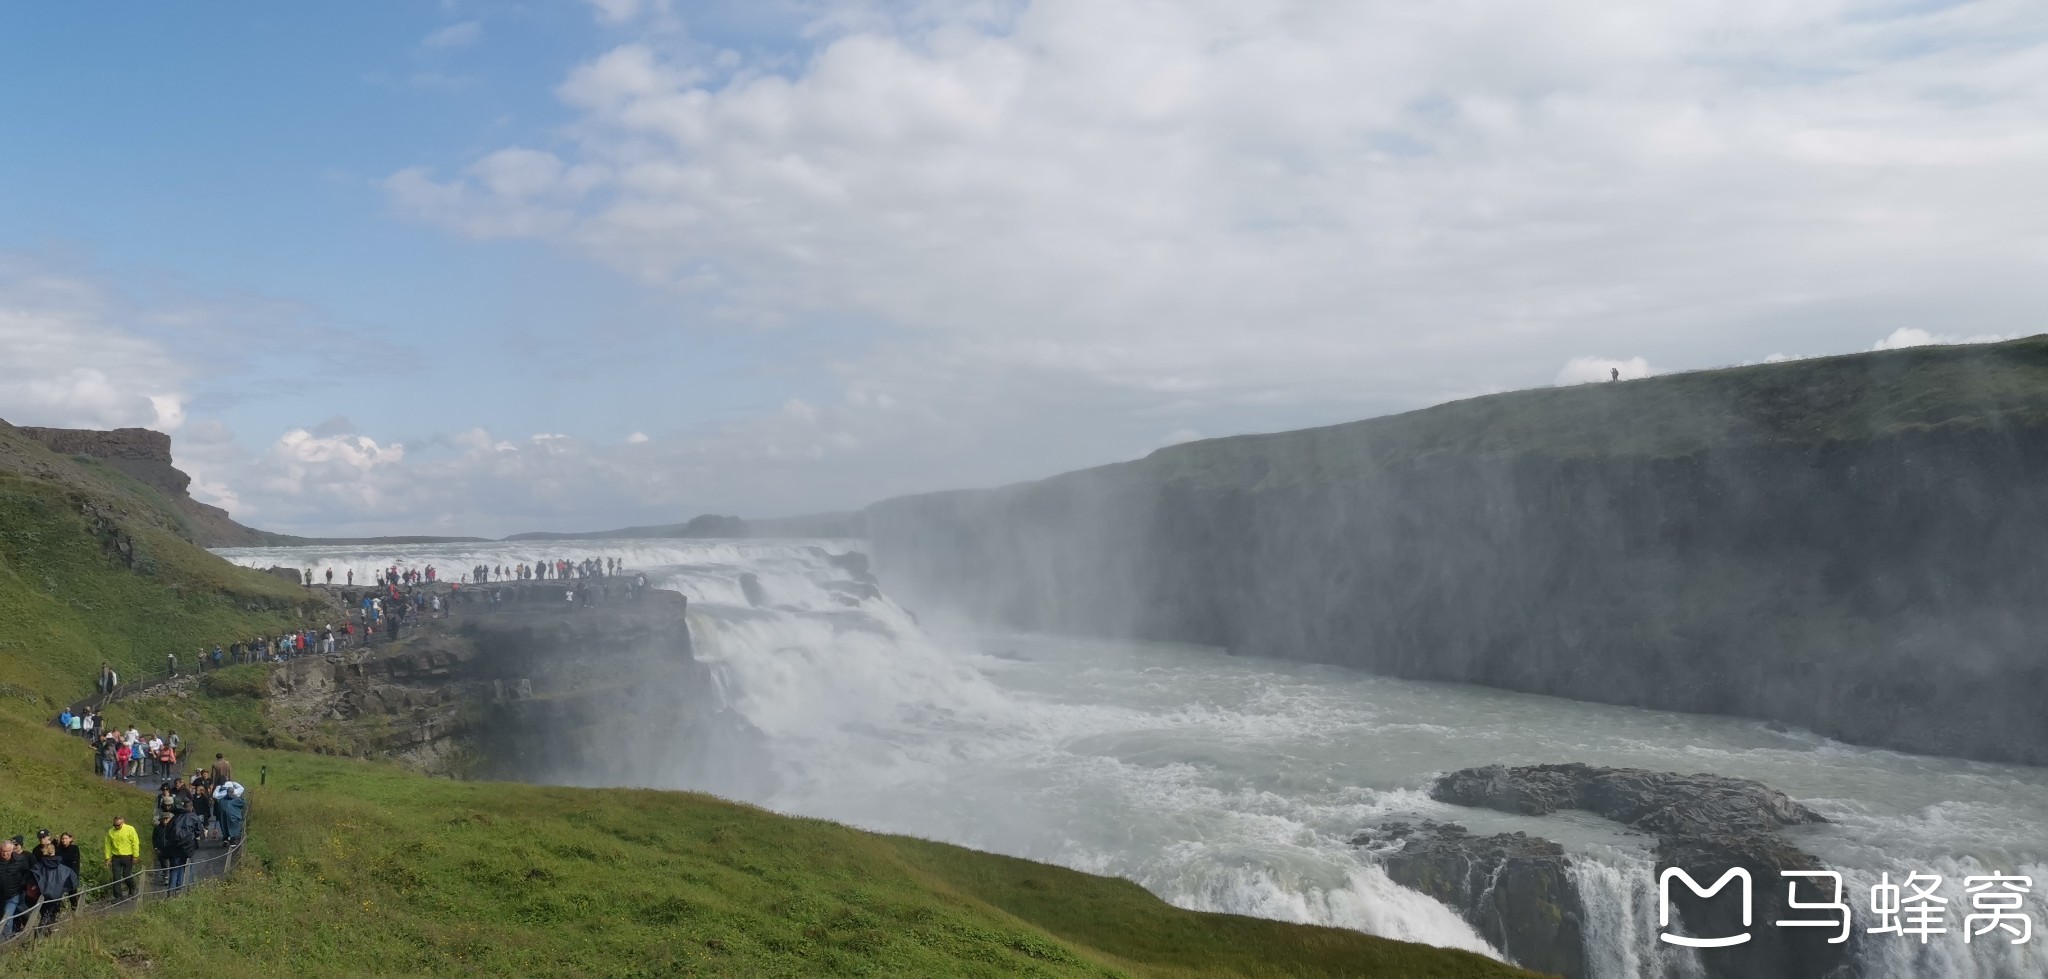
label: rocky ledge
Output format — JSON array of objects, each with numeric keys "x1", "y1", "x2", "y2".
[
  {"x1": 263, "y1": 588, "x2": 772, "y2": 796},
  {"x1": 1356, "y1": 763, "x2": 1850, "y2": 979},
  {"x1": 1351, "y1": 820, "x2": 1586, "y2": 978}
]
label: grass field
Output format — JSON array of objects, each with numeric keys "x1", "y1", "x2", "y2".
[
  {"x1": 0, "y1": 421, "x2": 1534, "y2": 978},
  {"x1": 1043, "y1": 334, "x2": 2048, "y2": 494}
]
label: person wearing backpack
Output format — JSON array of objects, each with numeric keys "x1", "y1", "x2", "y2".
[
  {"x1": 165, "y1": 803, "x2": 203, "y2": 894},
  {"x1": 27, "y1": 840, "x2": 78, "y2": 936}
]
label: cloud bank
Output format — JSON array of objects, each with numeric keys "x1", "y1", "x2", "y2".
[
  {"x1": 370, "y1": 0, "x2": 2048, "y2": 529},
  {"x1": 17, "y1": 1, "x2": 2048, "y2": 536}
]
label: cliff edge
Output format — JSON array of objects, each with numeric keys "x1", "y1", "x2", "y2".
[{"x1": 12, "y1": 423, "x2": 270, "y2": 546}]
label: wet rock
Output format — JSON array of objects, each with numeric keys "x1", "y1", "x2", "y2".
[
  {"x1": 823, "y1": 579, "x2": 883, "y2": 602},
  {"x1": 738, "y1": 572, "x2": 768, "y2": 607},
  {"x1": 819, "y1": 549, "x2": 878, "y2": 583},
  {"x1": 1420, "y1": 763, "x2": 1850, "y2": 979},
  {"x1": 1431, "y1": 763, "x2": 1825, "y2": 837},
  {"x1": 1351, "y1": 821, "x2": 1586, "y2": 978}
]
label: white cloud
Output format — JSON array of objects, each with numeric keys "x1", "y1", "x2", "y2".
[
  {"x1": 583, "y1": 0, "x2": 669, "y2": 27},
  {"x1": 0, "y1": 259, "x2": 191, "y2": 431},
  {"x1": 32, "y1": 1, "x2": 2048, "y2": 537},
  {"x1": 468, "y1": 148, "x2": 568, "y2": 199},
  {"x1": 1871, "y1": 327, "x2": 2016, "y2": 350},
  {"x1": 1556, "y1": 356, "x2": 1658, "y2": 385},
  {"x1": 387, "y1": 0, "x2": 2048, "y2": 427},
  {"x1": 422, "y1": 20, "x2": 482, "y2": 49},
  {"x1": 264, "y1": 430, "x2": 408, "y2": 510}
]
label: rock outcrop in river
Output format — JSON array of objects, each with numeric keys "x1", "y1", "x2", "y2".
[
  {"x1": 1371, "y1": 763, "x2": 1851, "y2": 979},
  {"x1": 862, "y1": 338, "x2": 2048, "y2": 765},
  {"x1": 1352, "y1": 820, "x2": 1587, "y2": 978}
]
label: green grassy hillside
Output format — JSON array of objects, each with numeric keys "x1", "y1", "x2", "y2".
[
  {"x1": 0, "y1": 421, "x2": 1531, "y2": 977},
  {"x1": 1025, "y1": 334, "x2": 2048, "y2": 495}
]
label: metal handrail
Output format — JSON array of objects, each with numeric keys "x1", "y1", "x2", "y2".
[{"x1": 0, "y1": 811, "x2": 249, "y2": 949}]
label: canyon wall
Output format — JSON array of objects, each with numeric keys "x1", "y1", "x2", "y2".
[{"x1": 864, "y1": 338, "x2": 2048, "y2": 765}]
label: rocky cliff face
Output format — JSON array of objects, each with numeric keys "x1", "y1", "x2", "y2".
[
  {"x1": 264, "y1": 589, "x2": 771, "y2": 794},
  {"x1": 15, "y1": 425, "x2": 270, "y2": 546},
  {"x1": 864, "y1": 339, "x2": 2048, "y2": 765}
]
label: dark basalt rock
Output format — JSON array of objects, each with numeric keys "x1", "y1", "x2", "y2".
[
  {"x1": 1351, "y1": 821, "x2": 1586, "y2": 979},
  {"x1": 1410, "y1": 764, "x2": 1852, "y2": 979},
  {"x1": 1431, "y1": 762, "x2": 1826, "y2": 837}
]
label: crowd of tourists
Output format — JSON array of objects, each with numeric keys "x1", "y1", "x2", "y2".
[
  {"x1": 301, "y1": 564, "x2": 443, "y2": 587},
  {"x1": 470, "y1": 556, "x2": 623, "y2": 582},
  {"x1": 3, "y1": 735, "x2": 248, "y2": 942},
  {"x1": 167, "y1": 627, "x2": 352, "y2": 675},
  {"x1": 295, "y1": 561, "x2": 623, "y2": 588}
]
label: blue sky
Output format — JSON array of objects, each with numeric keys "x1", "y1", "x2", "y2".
[
  {"x1": 3, "y1": 0, "x2": 2045, "y2": 536},
  {"x1": 1, "y1": 3, "x2": 796, "y2": 443}
]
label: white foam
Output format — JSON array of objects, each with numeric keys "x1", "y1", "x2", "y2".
[{"x1": 213, "y1": 538, "x2": 2048, "y2": 977}]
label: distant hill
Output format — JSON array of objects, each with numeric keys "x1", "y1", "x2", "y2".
[
  {"x1": 253, "y1": 532, "x2": 494, "y2": 546},
  {"x1": 504, "y1": 510, "x2": 866, "y2": 542},
  {"x1": 504, "y1": 513, "x2": 748, "y2": 541}
]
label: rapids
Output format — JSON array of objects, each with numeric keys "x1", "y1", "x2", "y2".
[{"x1": 216, "y1": 539, "x2": 2047, "y2": 978}]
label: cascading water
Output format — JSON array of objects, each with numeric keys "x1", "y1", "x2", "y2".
[
  {"x1": 1568, "y1": 848, "x2": 1707, "y2": 979},
  {"x1": 217, "y1": 539, "x2": 2047, "y2": 977}
]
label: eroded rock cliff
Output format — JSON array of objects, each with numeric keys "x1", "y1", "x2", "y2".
[
  {"x1": 261, "y1": 588, "x2": 772, "y2": 795},
  {"x1": 15, "y1": 424, "x2": 270, "y2": 546},
  {"x1": 864, "y1": 338, "x2": 2048, "y2": 764}
]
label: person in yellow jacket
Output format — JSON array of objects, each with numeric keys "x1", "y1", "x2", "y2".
[{"x1": 103, "y1": 815, "x2": 140, "y2": 900}]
